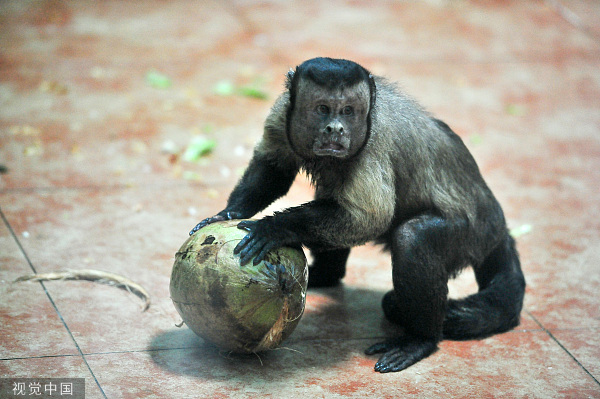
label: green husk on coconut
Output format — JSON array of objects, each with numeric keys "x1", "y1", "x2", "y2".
[{"x1": 170, "y1": 219, "x2": 308, "y2": 353}]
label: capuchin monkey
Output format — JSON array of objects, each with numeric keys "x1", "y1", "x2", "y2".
[{"x1": 190, "y1": 57, "x2": 526, "y2": 373}]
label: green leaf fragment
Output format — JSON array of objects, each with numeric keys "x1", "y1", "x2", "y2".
[
  {"x1": 237, "y1": 85, "x2": 268, "y2": 100},
  {"x1": 506, "y1": 104, "x2": 526, "y2": 116},
  {"x1": 469, "y1": 134, "x2": 483, "y2": 145},
  {"x1": 182, "y1": 136, "x2": 217, "y2": 162},
  {"x1": 510, "y1": 224, "x2": 532, "y2": 238},
  {"x1": 214, "y1": 80, "x2": 236, "y2": 96},
  {"x1": 214, "y1": 79, "x2": 268, "y2": 100},
  {"x1": 146, "y1": 71, "x2": 172, "y2": 89}
]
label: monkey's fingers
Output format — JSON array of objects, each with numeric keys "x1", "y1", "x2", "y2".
[
  {"x1": 234, "y1": 221, "x2": 259, "y2": 264},
  {"x1": 233, "y1": 231, "x2": 254, "y2": 255},
  {"x1": 233, "y1": 233, "x2": 258, "y2": 265},
  {"x1": 190, "y1": 211, "x2": 245, "y2": 236},
  {"x1": 253, "y1": 241, "x2": 278, "y2": 266},
  {"x1": 189, "y1": 222, "x2": 205, "y2": 235},
  {"x1": 375, "y1": 348, "x2": 416, "y2": 373},
  {"x1": 235, "y1": 234, "x2": 272, "y2": 266},
  {"x1": 366, "y1": 338, "x2": 438, "y2": 373},
  {"x1": 240, "y1": 238, "x2": 268, "y2": 265},
  {"x1": 236, "y1": 220, "x2": 255, "y2": 231},
  {"x1": 189, "y1": 216, "x2": 223, "y2": 235}
]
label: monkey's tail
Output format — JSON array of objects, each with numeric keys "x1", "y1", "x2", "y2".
[{"x1": 443, "y1": 235, "x2": 526, "y2": 340}]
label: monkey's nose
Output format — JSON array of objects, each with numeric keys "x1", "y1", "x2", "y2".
[{"x1": 325, "y1": 121, "x2": 344, "y2": 134}]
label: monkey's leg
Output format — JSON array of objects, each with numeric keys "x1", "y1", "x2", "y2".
[
  {"x1": 307, "y1": 248, "x2": 350, "y2": 288},
  {"x1": 444, "y1": 234, "x2": 525, "y2": 339},
  {"x1": 366, "y1": 214, "x2": 459, "y2": 373}
]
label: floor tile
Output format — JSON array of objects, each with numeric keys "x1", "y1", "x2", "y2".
[
  {"x1": 525, "y1": 235, "x2": 600, "y2": 330},
  {"x1": 552, "y1": 327, "x2": 600, "y2": 380},
  {"x1": 85, "y1": 330, "x2": 599, "y2": 399},
  {"x1": 0, "y1": 218, "x2": 80, "y2": 359},
  {"x1": 1, "y1": 187, "x2": 205, "y2": 354}
]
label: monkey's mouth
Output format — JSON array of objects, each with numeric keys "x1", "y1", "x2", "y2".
[{"x1": 313, "y1": 141, "x2": 350, "y2": 157}]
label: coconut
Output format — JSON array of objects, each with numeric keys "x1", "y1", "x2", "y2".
[{"x1": 170, "y1": 219, "x2": 308, "y2": 353}]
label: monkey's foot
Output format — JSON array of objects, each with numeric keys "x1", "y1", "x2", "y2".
[{"x1": 365, "y1": 336, "x2": 438, "y2": 373}]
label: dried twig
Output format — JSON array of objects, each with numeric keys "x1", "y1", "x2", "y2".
[{"x1": 15, "y1": 269, "x2": 151, "y2": 311}]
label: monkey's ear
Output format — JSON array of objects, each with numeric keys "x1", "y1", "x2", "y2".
[
  {"x1": 368, "y1": 74, "x2": 377, "y2": 108},
  {"x1": 285, "y1": 68, "x2": 295, "y2": 90}
]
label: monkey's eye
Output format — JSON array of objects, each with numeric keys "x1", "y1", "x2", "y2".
[
  {"x1": 341, "y1": 106, "x2": 354, "y2": 116},
  {"x1": 316, "y1": 105, "x2": 330, "y2": 115}
]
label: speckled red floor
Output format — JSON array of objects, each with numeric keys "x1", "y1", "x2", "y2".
[{"x1": 1, "y1": 1, "x2": 599, "y2": 398}]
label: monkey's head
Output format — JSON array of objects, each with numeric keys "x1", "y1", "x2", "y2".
[{"x1": 285, "y1": 58, "x2": 376, "y2": 161}]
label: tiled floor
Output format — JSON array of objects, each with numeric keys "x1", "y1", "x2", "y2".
[{"x1": 1, "y1": 1, "x2": 599, "y2": 398}]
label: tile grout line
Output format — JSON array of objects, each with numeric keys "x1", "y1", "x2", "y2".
[
  {"x1": 1, "y1": 208, "x2": 39, "y2": 275},
  {"x1": 1, "y1": 354, "x2": 82, "y2": 362},
  {"x1": 526, "y1": 310, "x2": 600, "y2": 386},
  {"x1": 0, "y1": 207, "x2": 109, "y2": 399}
]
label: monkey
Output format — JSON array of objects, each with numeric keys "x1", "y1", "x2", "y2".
[{"x1": 189, "y1": 57, "x2": 526, "y2": 373}]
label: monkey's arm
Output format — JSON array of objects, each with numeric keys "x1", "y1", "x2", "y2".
[
  {"x1": 234, "y1": 199, "x2": 341, "y2": 264},
  {"x1": 234, "y1": 159, "x2": 396, "y2": 264},
  {"x1": 189, "y1": 150, "x2": 298, "y2": 235}
]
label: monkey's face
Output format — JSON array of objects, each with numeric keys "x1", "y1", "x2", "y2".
[{"x1": 288, "y1": 79, "x2": 371, "y2": 160}]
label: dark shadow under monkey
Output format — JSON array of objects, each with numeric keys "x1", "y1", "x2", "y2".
[{"x1": 189, "y1": 57, "x2": 526, "y2": 373}]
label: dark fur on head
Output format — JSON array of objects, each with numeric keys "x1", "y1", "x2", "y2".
[
  {"x1": 286, "y1": 57, "x2": 372, "y2": 90},
  {"x1": 285, "y1": 57, "x2": 377, "y2": 162}
]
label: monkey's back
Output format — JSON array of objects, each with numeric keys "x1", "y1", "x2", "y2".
[{"x1": 369, "y1": 78, "x2": 507, "y2": 264}]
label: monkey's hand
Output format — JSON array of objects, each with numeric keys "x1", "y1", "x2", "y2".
[
  {"x1": 365, "y1": 336, "x2": 438, "y2": 373},
  {"x1": 189, "y1": 210, "x2": 244, "y2": 236},
  {"x1": 234, "y1": 218, "x2": 300, "y2": 266}
]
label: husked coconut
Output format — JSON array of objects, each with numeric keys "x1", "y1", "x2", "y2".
[{"x1": 170, "y1": 220, "x2": 307, "y2": 353}]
